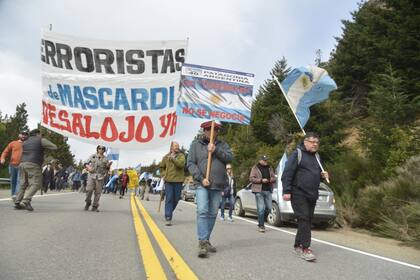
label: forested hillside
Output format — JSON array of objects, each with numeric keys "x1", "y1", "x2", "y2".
[{"x1": 218, "y1": 0, "x2": 420, "y2": 247}]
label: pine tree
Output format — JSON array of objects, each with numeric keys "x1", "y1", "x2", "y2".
[
  {"x1": 329, "y1": 0, "x2": 420, "y2": 116},
  {"x1": 39, "y1": 126, "x2": 75, "y2": 167},
  {"x1": 5, "y1": 103, "x2": 29, "y2": 143}
]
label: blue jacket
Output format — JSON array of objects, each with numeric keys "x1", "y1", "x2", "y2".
[{"x1": 281, "y1": 143, "x2": 322, "y2": 201}]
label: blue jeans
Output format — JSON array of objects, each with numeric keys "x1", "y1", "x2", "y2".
[
  {"x1": 164, "y1": 182, "x2": 183, "y2": 220},
  {"x1": 220, "y1": 195, "x2": 234, "y2": 218},
  {"x1": 196, "y1": 186, "x2": 221, "y2": 241},
  {"x1": 9, "y1": 165, "x2": 20, "y2": 197},
  {"x1": 255, "y1": 191, "x2": 272, "y2": 227}
]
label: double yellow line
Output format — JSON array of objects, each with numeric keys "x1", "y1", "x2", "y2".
[{"x1": 130, "y1": 194, "x2": 198, "y2": 280}]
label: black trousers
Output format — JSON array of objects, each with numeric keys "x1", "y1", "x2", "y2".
[
  {"x1": 291, "y1": 193, "x2": 316, "y2": 249},
  {"x1": 120, "y1": 185, "x2": 127, "y2": 196}
]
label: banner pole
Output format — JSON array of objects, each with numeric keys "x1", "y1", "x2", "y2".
[
  {"x1": 272, "y1": 74, "x2": 329, "y2": 183},
  {"x1": 205, "y1": 121, "x2": 215, "y2": 181},
  {"x1": 158, "y1": 141, "x2": 172, "y2": 212},
  {"x1": 272, "y1": 74, "x2": 306, "y2": 135}
]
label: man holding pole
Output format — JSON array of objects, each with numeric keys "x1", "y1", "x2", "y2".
[
  {"x1": 160, "y1": 141, "x2": 185, "y2": 226},
  {"x1": 187, "y1": 120, "x2": 233, "y2": 258},
  {"x1": 281, "y1": 132, "x2": 329, "y2": 261}
]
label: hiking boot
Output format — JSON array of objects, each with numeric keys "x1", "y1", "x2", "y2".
[
  {"x1": 84, "y1": 203, "x2": 91, "y2": 211},
  {"x1": 198, "y1": 241, "x2": 208, "y2": 258},
  {"x1": 14, "y1": 202, "x2": 24, "y2": 210},
  {"x1": 301, "y1": 248, "x2": 316, "y2": 261},
  {"x1": 23, "y1": 202, "x2": 34, "y2": 211},
  {"x1": 91, "y1": 206, "x2": 99, "y2": 212},
  {"x1": 204, "y1": 240, "x2": 217, "y2": 253},
  {"x1": 258, "y1": 226, "x2": 266, "y2": 233},
  {"x1": 294, "y1": 245, "x2": 303, "y2": 256}
]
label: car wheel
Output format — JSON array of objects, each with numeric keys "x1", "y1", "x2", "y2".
[
  {"x1": 234, "y1": 198, "x2": 245, "y2": 217},
  {"x1": 267, "y1": 202, "x2": 283, "y2": 227},
  {"x1": 314, "y1": 222, "x2": 331, "y2": 230}
]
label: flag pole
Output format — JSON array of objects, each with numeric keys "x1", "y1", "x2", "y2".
[
  {"x1": 205, "y1": 120, "x2": 215, "y2": 181},
  {"x1": 272, "y1": 75, "x2": 306, "y2": 134},
  {"x1": 272, "y1": 74, "x2": 330, "y2": 183}
]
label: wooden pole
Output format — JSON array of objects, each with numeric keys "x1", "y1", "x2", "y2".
[
  {"x1": 158, "y1": 141, "x2": 172, "y2": 212},
  {"x1": 205, "y1": 121, "x2": 215, "y2": 181}
]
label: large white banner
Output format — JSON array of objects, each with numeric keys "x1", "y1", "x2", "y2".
[{"x1": 41, "y1": 31, "x2": 187, "y2": 149}]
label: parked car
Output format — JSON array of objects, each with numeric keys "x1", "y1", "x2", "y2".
[
  {"x1": 234, "y1": 182, "x2": 336, "y2": 229},
  {"x1": 181, "y1": 183, "x2": 196, "y2": 201}
]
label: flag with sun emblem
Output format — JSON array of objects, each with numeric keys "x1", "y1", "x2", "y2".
[
  {"x1": 177, "y1": 64, "x2": 254, "y2": 124},
  {"x1": 281, "y1": 66, "x2": 337, "y2": 128}
]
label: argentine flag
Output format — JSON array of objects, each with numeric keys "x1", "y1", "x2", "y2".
[
  {"x1": 281, "y1": 66, "x2": 337, "y2": 128},
  {"x1": 106, "y1": 147, "x2": 120, "y2": 161}
]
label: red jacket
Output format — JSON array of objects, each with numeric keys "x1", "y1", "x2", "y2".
[{"x1": 1, "y1": 140, "x2": 23, "y2": 166}]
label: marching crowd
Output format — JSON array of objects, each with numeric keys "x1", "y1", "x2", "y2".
[{"x1": 1, "y1": 120, "x2": 329, "y2": 262}]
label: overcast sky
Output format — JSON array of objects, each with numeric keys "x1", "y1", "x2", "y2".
[{"x1": 0, "y1": 0, "x2": 359, "y2": 167}]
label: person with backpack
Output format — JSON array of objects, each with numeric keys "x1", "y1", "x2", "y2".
[
  {"x1": 249, "y1": 155, "x2": 276, "y2": 232},
  {"x1": 160, "y1": 141, "x2": 185, "y2": 226},
  {"x1": 281, "y1": 132, "x2": 329, "y2": 262}
]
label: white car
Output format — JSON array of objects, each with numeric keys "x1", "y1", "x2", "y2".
[{"x1": 234, "y1": 182, "x2": 336, "y2": 229}]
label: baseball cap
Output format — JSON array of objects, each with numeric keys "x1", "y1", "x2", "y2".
[
  {"x1": 259, "y1": 155, "x2": 269, "y2": 161},
  {"x1": 200, "y1": 120, "x2": 222, "y2": 129}
]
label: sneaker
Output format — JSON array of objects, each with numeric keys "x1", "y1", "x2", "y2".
[
  {"x1": 219, "y1": 216, "x2": 225, "y2": 221},
  {"x1": 227, "y1": 217, "x2": 234, "y2": 222},
  {"x1": 14, "y1": 202, "x2": 24, "y2": 210},
  {"x1": 23, "y1": 202, "x2": 34, "y2": 211},
  {"x1": 165, "y1": 219, "x2": 172, "y2": 226},
  {"x1": 205, "y1": 240, "x2": 217, "y2": 253},
  {"x1": 84, "y1": 203, "x2": 91, "y2": 211},
  {"x1": 198, "y1": 241, "x2": 208, "y2": 258},
  {"x1": 301, "y1": 248, "x2": 316, "y2": 261},
  {"x1": 258, "y1": 226, "x2": 266, "y2": 233},
  {"x1": 294, "y1": 245, "x2": 303, "y2": 255},
  {"x1": 91, "y1": 206, "x2": 99, "y2": 212}
]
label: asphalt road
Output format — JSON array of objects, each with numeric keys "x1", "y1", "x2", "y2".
[{"x1": 0, "y1": 192, "x2": 419, "y2": 280}]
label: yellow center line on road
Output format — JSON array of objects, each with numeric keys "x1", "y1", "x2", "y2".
[
  {"x1": 134, "y1": 196, "x2": 199, "y2": 280},
  {"x1": 130, "y1": 194, "x2": 167, "y2": 280}
]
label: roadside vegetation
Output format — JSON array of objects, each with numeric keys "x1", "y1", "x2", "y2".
[{"x1": 1, "y1": 0, "x2": 418, "y2": 247}]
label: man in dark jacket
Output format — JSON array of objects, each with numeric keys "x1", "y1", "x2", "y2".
[
  {"x1": 187, "y1": 120, "x2": 233, "y2": 258},
  {"x1": 14, "y1": 129, "x2": 57, "y2": 211},
  {"x1": 281, "y1": 132, "x2": 329, "y2": 261},
  {"x1": 42, "y1": 163, "x2": 54, "y2": 194},
  {"x1": 249, "y1": 155, "x2": 276, "y2": 232}
]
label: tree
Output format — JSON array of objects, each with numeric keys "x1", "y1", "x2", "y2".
[
  {"x1": 39, "y1": 126, "x2": 75, "y2": 167},
  {"x1": 360, "y1": 66, "x2": 419, "y2": 177},
  {"x1": 329, "y1": 0, "x2": 420, "y2": 116},
  {"x1": 4, "y1": 103, "x2": 29, "y2": 144}
]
